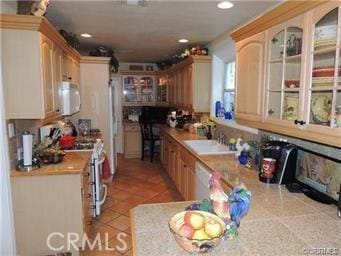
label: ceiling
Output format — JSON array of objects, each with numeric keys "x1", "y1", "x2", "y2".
[{"x1": 46, "y1": 1, "x2": 279, "y2": 62}]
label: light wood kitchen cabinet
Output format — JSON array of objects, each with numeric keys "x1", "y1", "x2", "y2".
[
  {"x1": 122, "y1": 73, "x2": 155, "y2": 106},
  {"x1": 231, "y1": 1, "x2": 341, "y2": 147},
  {"x1": 11, "y1": 158, "x2": 92, "y2": 256},
  {"x1": 235, "y1": 32, "x2": 265, "y2": 122},
  {"x1": 124, "y1": 122, "x2": 142, "y2": 158},
  {"x1": 0, "y1": 14, "x2": 81, "y2": 122},
  {"x1": 161, "y1": 133, "x2": 196, "y2": 200},
  {"x1": 62, "y1": 53, "x2": 80, "y2": 84},
  {"x1": 164, "y1": 56, "x2": 211, "y2": 112}
]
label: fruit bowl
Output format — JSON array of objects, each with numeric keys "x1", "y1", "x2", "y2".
[{"x1": 169, "y1": 211, "x2": 226, "y2": 253}]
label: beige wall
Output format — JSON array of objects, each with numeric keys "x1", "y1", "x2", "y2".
[{"x1": 73, "y1": 60, "x2": 111, "y2": 158}]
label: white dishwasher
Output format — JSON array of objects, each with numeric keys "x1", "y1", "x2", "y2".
[{"x1": 195, "y1": 162, "x2": 212, "y2": 200}]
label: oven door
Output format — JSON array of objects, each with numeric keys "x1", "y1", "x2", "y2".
[{"x1": 94, "y1": 153, "x2": 108, "y2": 216}]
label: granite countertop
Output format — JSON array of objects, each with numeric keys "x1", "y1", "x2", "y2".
[
  {"x1": 161, "y1": 127, "x2": 259, "y2": 189},
  {"x1": 131, "y1": 127, "x2": 340, "y2": 256},
  {"x1": 11, "y1": 151, "x2": 92, "y2": 177}
]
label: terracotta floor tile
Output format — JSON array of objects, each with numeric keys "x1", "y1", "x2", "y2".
[
  {"x1": 88, "y1": 224, "x2": 121, "y2": 241},
  {"x1": 107, "y1": 215, "x2": 131, "y2": 231},
  {"x1": 105, "y1": 233, "x2": 132, "y2": 255},
  {"x1": 97, "y1": 208, "x2": 120, "y2": 224}
]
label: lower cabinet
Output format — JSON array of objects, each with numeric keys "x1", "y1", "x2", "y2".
[
  {"x1": 162, "y1": 134, "x2": 196, "y2": 200},
  {"x1": 124, "y1": 123, "x2": 141, "y2": 158},
  {"x1": 11, "y1": 168, "x2": 92, "y2": 256}
]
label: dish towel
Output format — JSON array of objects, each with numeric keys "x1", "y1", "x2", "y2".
[{"x1": 101, "y1": 154, "x2": 112, "y2": 180}]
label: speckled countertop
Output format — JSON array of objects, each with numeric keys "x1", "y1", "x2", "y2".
[
  {"x1": 11, "y1": 151, "x2": 91, "y2": 177},
  {"x1": 131, "y1": 128, "x2": 340, "y2": 256}
]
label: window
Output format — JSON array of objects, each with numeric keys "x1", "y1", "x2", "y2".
[{"x1": 223, "y1": 61, "x2": 235, "y2": 114}]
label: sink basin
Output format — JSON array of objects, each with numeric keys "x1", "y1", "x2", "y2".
[{"x1": 183, "y1": 140, "x2": 235, "y2": 155}]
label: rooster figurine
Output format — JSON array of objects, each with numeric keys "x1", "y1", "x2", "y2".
[
  {"x1": 235, "y1": 138, "x2": 250, "y2": 157},
  {"x1": 229, "y1": 183, "x2": 252, "y2": 227},
  {"x1": 209, "y1": 172, "x2": 230, "y2": 222}
]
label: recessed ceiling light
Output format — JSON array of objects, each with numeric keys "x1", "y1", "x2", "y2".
[
  {"x1": 80, "y1": 33, "x2": 92, "y2": 38},
  {"x1": 178, "y1": 39, "x2": 189, "y2": 43},
  {"x1": 217, "y1": 1, "x2": 234, "y2": 9}
]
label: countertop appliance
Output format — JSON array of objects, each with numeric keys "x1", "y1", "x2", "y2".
[
  {"x1": 59, "y1": 82, "x2": 81, "y2": 116},
  {"x1": 259, "y1": 141, "x2": 297, "y2": 184},
  {"x1": 195, "y1": 162, "x2": 211, "y2": 200}
]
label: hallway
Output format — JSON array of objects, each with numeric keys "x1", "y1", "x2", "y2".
[{"x1": 81, "y1": 155, "x2": 183, "y2": 256}]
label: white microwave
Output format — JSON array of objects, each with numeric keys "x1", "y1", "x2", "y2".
[{"x1": 59, "y1": 82, "x2": 81, "y2": 116}]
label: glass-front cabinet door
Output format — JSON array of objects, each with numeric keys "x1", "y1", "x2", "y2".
[
  {"x1": 123, "y1": 75, "x2": 138, "y2": 104},
  {"x1": 305, "y1": 5, "x2": 341, "y2": 135},
  {"x1": 123, "y1": 75, "x2": 155, "y2": 105},
  {"x1": 139, "y1": 76, "x2": 154, "y2": 103},
  {"x1": 265, "y1": 16, "x2": 305, "y2": 126},
  {"x1": 156, "y1": 75, "x2": 168, "y2": 104}
]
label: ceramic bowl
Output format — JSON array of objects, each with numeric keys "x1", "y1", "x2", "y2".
[{"x1": 169, "y1": 211, "x2": 226, "y2": 253}]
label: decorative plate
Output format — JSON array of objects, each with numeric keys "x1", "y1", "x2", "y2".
[
  {"x1": 311, "y1": 95, "x2": 332, "y2": 124},
  {"x1": 283, "y1": 96, "x2": 299, "y2": 120}
]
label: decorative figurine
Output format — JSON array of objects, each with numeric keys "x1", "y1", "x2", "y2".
[
  {"x1": 209, "y1": 172, "x2": 230, "y2": 222},
  {"x1": 235, "y1": 138, "x2": 250, "y2": 157},
  {"x1": 228, "y1": 183, "x2": 252, "y2": 227}
]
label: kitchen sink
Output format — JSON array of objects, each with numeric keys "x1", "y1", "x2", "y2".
[{"x1": 183, "y1": 140, "x2": 235, "y2": 155}]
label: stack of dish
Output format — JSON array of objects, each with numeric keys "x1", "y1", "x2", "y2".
[{"x1": 314, "y1": 24, "x2": 337, "y2": 49}]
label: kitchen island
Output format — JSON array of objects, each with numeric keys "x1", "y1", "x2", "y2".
[{"x1": 130, "y1": 127, "x2": 340, "y2": 256}]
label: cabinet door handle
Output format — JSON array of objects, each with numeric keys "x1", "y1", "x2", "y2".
[
  {"x1": 68, "y1": 77, "x2": 72, "y2": 80},
  {"x1": 84, "y1": 172, "x2": 90, "y2": 177},
  {"x1": 56, "y1": 109, "x2": 60, "y2": 112},
  {"x1": 268, "y1": 109, "x2": 275, "y2": 115},
  {"x1": 295, "y1": 120, "x2": 306, "y2": 125},
  {"x1": 85, "y1": 193, "x2": 91, "y2": 198},
  {"x1": 86, "y1": 220, "x2": 92, "y2": 225}
]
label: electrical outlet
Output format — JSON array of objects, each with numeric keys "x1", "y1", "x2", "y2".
[{"x1": 8, "y1": 122, "x2": 15, "y2": 138}]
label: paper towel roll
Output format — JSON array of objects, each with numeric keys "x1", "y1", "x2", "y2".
[{"x1": 23, "y1": 132, "x2": 33, "y2": 166}]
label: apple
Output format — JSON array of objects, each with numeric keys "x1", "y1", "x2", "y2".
[
  {"x1": 178, "y1": 224, "x2": 194, "y2": 239},
  {"x1": 184, "y1": 212, "x2": 205, "y2": 230},
  {"x1": 192, "y1": 228, "x2": 211, "y2": 240},
  {"x1": 204, "y1": 219, "x2": 223, "y2": 238}
]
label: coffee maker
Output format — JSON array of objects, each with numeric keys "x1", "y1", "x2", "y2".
[{"x1": 259, "y1": 141, "x2": 297, "y2": 184}]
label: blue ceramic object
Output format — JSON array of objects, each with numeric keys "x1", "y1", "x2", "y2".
[
  {"x1": 215, "y1": 101, "x2": 221, "y2": 117},
  {"x1": 238, "y1": 151, "x2": 248, "y2": 165},
  {"x1": 229, "y1": 187, "x2": 252, "y2": 227}
]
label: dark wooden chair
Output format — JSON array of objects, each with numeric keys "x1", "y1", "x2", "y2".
[{"x1": 139, "y1": 121, "x2": 160, "y2": 162}]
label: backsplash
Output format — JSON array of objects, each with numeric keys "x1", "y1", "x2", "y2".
[
  {"x1": 215, "y1": 122, "x2": 341, "y2": 161},
  {"x1": 7, "y1": 119, "x2": 41, "y2": 170}
]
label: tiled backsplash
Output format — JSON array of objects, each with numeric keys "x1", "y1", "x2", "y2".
[
  {"x1": 215, "y1": 122, "x2": 341, "y2": 161},
  {"x1": 7, "y1": 119, "x2": 40, "y2": 169},
  {"x1": 259, "y1": 130, "x2": 341, "y2": 161}
]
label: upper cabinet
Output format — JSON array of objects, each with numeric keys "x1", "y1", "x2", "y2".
[
  {"x1": 122, "y1": 74, "x2": 155, "y2": 106},
  {"x1": 231, "y1": 1, "x2": 341, "y2": 147},
  {"x1": 166, "y1": 56, "x2": 211, "y2": 112},
  {"x1": 156, "y1": 73, "x2": 169, "y2": 105},
  {"x1": 264, "y1": 15, "x2": 306, "y2": 128},
  {"x1": 235, "y1": 32, "x2": 265, "y2": 122},
  {"x1": 0, "y1": 14, "x2": 81, "y2": 121},
  {"x1": 304, "y1": 4, "x2": 341, "y2": 136}
]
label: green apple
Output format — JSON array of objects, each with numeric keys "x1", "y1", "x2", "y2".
[
  {"x1": 204, "y1": 219, "x2": 223, "y2": 238},
  {"x1": 192, "y1": 228, "x2": 211, "y2": 240}
]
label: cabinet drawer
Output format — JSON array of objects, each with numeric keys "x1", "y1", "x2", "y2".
[{"x1": 124, "y1": 124, "x2": 139, "y2": 132}]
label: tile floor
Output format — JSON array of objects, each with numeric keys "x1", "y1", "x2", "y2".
[{"x1": 80, "y1": 155, "x2": 183, "y2": 256}]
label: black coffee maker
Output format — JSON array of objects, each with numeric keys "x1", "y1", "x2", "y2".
[{"x1": 259, "y1": 141, "x2": 297, "y2": 184}]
